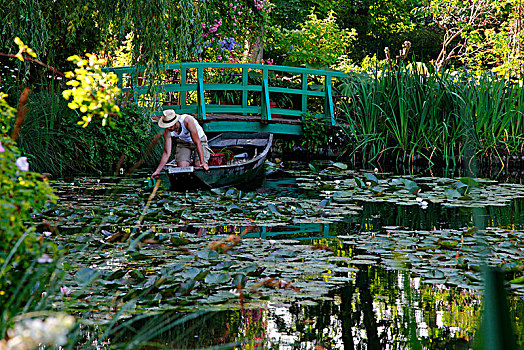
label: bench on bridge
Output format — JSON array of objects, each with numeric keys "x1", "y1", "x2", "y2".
[{"x1": 107, "y1": 63, "x2": 347, "y2": 135}]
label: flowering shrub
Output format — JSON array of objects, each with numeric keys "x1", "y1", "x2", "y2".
[
  {"x1": 0, "y1": 92, "x2": 58, "y2": 328},
  {"x1": 201, "y1": 0, "x2": 273, "y2": 62}
]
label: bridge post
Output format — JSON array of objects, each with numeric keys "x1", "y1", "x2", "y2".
[
  {"x1": 261, "y1": 68, "x2": 271, "y2": 122},
  {"x1": 242, "y1": 67, "x2": 248, "y2": 110},
  {"x1": 181, "y1": 67, "x2": 187, "y2": 108},
  {"x1": 324, "y1": 75, "x2": 335, "y2": 126},
  {"x1": 197, "y1": 67, "x2": 206, "y2": 120},
  {"x1": 301, "y1": 72, "x2": 308, "y2": 114}
]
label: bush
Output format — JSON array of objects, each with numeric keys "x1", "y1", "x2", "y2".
[
  {"x1": 267, "y1": 11, "x2": 357, "y2": 67},
  {"x1": 0, "y1": 92, "x2": 58, "y2": 334},
  {"x1": 17, "y1": 92, "x2": 162, "y2": 175}
]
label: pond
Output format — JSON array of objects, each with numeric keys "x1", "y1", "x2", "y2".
[{"x1": 37, "y1": 162, "x2": 524, "y2": 349}]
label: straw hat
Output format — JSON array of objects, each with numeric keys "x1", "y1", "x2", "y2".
[{"x1": 158, "y1": 110, "x2": 181, "y2": 128}]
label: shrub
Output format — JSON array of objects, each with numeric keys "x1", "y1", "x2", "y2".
[
  {"x1": 267, "y1": 11, "x2": 357, "y2": 67},
  {"x1": 17, "y1": 92, "x2": 162, "y2": 175},
  {"x1": 0, "y1": 92, "x2": 58, "y2": 334}
]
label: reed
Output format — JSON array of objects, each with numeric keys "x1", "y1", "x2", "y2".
[{"x1": 338, "y1": 66, "x2": 524, "y2": 167}]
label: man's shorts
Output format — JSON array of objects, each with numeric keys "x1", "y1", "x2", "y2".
[{"x1": 175, "y1": 137, "x2": 210, "y2": 165}]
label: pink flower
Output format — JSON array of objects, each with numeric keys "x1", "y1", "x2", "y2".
[
  {"x1": 238, "y1": 11, "x2": 242, "y2": 15},
  {"x1": 229, "y1": 2, "x2": 233, "y2": 6},
  {"x1": 217, "y1": 55, "x2": 222, "y2": 60},
  {"x1": 0, "y1": 140, "x2": 4, "y2": 153},
  {"x1": 16, "y1": 156, "x2": 29, "y2": 171},
  {"x1": 201, "y1": 23, "x2": 206, "y2": 29},
  {"x1": 60, "y1": 286, "x2": 72, "y2": 296}
]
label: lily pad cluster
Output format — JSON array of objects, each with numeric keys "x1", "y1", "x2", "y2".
[
  {"x1": 290, "y1": 165, "x2": 524, "y2": 209},
  {"x1": 338, "y1": 226, "x2": 524, "y2": 294},
  {"x1": 52, "y1": 232, "x2": 354, "y2": 321}
]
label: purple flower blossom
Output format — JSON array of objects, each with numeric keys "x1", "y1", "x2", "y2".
[
  {"x1": 218, "y1": 37, "x2": 237, "y2": 52},
  {"x1": 229, "y1": 2, "x2": 233, "y2": 6}
]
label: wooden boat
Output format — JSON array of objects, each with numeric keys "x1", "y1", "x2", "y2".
[{"x1": 165, "y1": 132, "x2": 273, "y2": 191}]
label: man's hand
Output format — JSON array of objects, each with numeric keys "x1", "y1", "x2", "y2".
[{"x1": 202, "y1": 162, "x2": 209, "y2": 171}]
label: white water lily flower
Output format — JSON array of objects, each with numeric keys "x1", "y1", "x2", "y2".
[
  {"x1": 37, "y1": 254, "x2": 53, "y2": 263},
  {"x1": 15, "y1": 156, "x2": 29, "y2": 171},
  {"x1": 416, "y1": 197, "x2": 423, "y2": 202}
]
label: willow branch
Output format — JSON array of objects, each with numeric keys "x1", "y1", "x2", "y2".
[{"x1": 0, "y1": 53, "x2": 65, "y2": 78}]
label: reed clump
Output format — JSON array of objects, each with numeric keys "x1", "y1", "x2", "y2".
[{"x1": 338, "y1": 66, "x2": 524, "y2": 168}]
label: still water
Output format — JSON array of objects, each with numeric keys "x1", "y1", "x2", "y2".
[{"x1": 43, "y1": 164, "x2": 524, "y2": 349}]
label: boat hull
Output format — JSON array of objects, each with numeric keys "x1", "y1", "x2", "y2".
[{"x1": 165, "y1": 133, "x2": 272, "y2": 191}]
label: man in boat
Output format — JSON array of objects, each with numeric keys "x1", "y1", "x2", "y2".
[{"x1": 151, "y1": 110, "x2": 210, "y2": 178}]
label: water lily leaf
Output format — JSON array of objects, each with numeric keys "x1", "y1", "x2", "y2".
[
  {"x1": 178, "y1": 279, "x2": 197, "y2": 296},
  {"x1": 269, "y1": 249, "x2": 298, "y2": 260},
  {"x1": 196, "y1": 249, "x2": 219, "y2": 260},
  {"x1": 205, "y1": 272, "x2": 231, "y2": 284},
  {"x1": 308, "y1": 163, "x2": 320, "y2": 172},
  {"x1": 267, "y1": 203, "x2": 281, "y2": 216},
  {"x1": 363, "y1": 173, "x2": 379, "y2": 186},
  {"x1": 402, "y1": 179, "x2": 420, "y2": 195},
  {"x1": 182, "y1": 267, "x2": 209, "y2": 281},
  {"x1": 454, "y1": 181, "x2": 469, "y2": 195},
  {"x1": 170, "y1": 237, "x2": 191, "y2": 246},
  {"x1": 75, "y1": 267, "x2": 100, "y2": 285},
  {"x1": 226, "y1": 204, "x2": 243, "y2": 213},
  {"x1": 509, "y1": 275, "x2": 524, "y2": 284},
  {"x1": 332, "y1": 162, "x2": 347, "y2": 170},
  {"x1": 107, "y1": 269, "x2": 127, "y2": 281},
  {"x1": 354, "y1": 177, "x2": 365, "y2": 188},
  {"x1": 232, "y1": 274, "x2": 247, "y2": 287},
  {"x1": 445, "y1": 189, "x2": 462, "y2": 199},
  {"x1": 130, "y1": 270, "x2": 146, "y2": 282},
  {"x1": 214, "y1": 261, "x2": 236, "y2": 270},
  {"x1": 459, "y1": 177, "x2": 479, "y2": 187}
]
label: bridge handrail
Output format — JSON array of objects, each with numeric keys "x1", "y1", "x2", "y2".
[{"x1": 105, "y1": 62, "x2": 347, "y2": 125}]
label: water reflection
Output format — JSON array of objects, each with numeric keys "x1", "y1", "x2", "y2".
[
  {"x1": 46, "y1": 170, "x2": 524, "y2": 348},
  {"x1": 104, "y1": 263, "x2": 494, "y2": 349}
]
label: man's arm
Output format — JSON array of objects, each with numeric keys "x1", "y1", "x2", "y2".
[
  {"x1": 151, "y1": 129, "x2": 173, "y2": 178},
  {"x1": 185, "y1": 117, "x2": 209, "y2": 171}
]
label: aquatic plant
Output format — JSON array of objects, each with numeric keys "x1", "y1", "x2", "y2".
[{"x1": 338, "y1": 67, "x2": 524, "y2": 167}]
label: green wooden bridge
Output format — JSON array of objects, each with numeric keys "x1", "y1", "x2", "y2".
[{"x1": 107, "y1": 63, "x2": 347, "y2": 135}]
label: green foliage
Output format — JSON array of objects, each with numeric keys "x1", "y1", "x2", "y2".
[
  {"x1": 300, "y1": 112, "x2": 331, "y2": 152},
  {"x1": 17, "y1": 92, "x2": 161, "y2": 175},
  {"x1": 0, "y1": 92, "x2": 58, "y2": 331},
  {"x1": 62, "y1": 53, "x2": 122, "y2": 127},
  {"x1": 268, "y1": 11, "x2": 357, "y2": 66},
  {"x1": 338, "y1": 67, "x2": 524, "y2": 165},
  {"x1": 0, "y1": 0, "x2": 206, "y2": 88}
]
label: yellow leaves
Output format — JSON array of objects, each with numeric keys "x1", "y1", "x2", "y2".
[
  {"x1": 14, "y1": 37, "x2": 37, "y2": 61},
  {"x1": 63, "y1": 53, "x2": 121, "y2": 127}
]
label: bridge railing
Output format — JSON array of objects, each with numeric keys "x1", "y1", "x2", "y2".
[{"x1": 106, "y1": 63, "x2": 347, "y2": 126}]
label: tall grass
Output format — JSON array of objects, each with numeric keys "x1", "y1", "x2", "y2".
[
  {"x1": 338, "y1": 66, "x2": 524, "y2": 167},
  {"x1": 17, "y1": 91, "x2": 163, "y2": 175}
]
